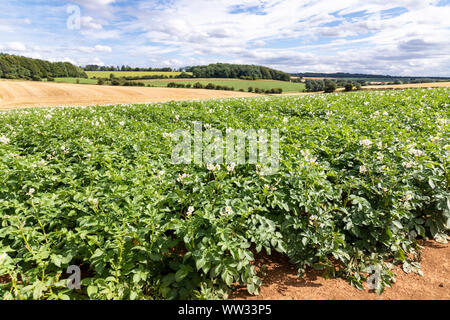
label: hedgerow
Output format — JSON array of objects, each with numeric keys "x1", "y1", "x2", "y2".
[{"x1": 0, "y1": 88, "x2": 448, "y2": 300}]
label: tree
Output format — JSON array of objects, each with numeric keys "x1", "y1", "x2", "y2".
[
  {"x1": 186, "y1": 63, "x2": 290, "y2": 81},
  {"x1": 305, "y1": 79, "x2": 314, "y2": 92},
  {"x1": 344, "y1": 82, "x2": 354, "y2": 91},
  {"x1": 0, "y1": 53, "x2": 87, "y2": 80},
  {"x1": 356, "y1": 80, "x2": 367, "y2": 86},
  {"x1": 324, "y1": 79, "x2": 337, "y2": 93}
]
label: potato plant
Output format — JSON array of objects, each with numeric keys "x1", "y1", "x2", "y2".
[{"x1": 0, "y1": 88, "x2": 449, "y2": 299}]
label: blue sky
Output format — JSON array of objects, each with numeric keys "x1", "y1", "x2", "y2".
[{"x1": 0, "y1": 0, "x2": 449, "y2": 76}]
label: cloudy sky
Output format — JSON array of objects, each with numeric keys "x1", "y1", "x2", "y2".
[{"x1": 0, "y1": 0, "x2": 449, "y2": 76}]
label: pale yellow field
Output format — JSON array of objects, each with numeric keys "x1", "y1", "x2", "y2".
[
  {"x1": 363, "y1": 82, "x2": 450, "y2": 89},
  {"x1": 282, "y1": 82, "x2": 450, "y2": 96},
  {"x1": 0, "y1": 80, "x2": 258, "y2": 110}
]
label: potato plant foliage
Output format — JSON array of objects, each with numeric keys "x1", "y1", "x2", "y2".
[{"x1": 0, "y1": 88, "x2": 449, "y2": 300}]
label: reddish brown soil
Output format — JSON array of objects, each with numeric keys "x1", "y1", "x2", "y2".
[{"x1": 231, "y1": 241, "x2": 450, "y2": 300}]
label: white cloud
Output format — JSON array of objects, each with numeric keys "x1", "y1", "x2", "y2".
[
  {"x1": 81, "y1": 16, "x2": 103, "y2": 30},
  {"x1": 94, "y1": 45, "x2": 112, "y2": 52},
  {"x1": 77, "y1": 45, "x2": 112, "y2": 53},
  {"x1": 77, "y1": 56, "x2": 106, "y2": 66},
  {"x1": 0, "y1": 25, "x2": 13, "y2": 32},
  {"x1": 252, "y1": 40, "x2": 267, "y2": 47},
  {"x1": 2, "y1": 0, "x2": 449, "y2": 76},
  {"x1": 61, "y1": 57, "x2": 78, "y2": 65},
  {"x1": 72, "y1": 0, "x2": 116, "y2": 8},
  {"x1": 80, "y1": 29, "x2": 120, "y2": 39},
  {"x1": 0, "y1": 42, "x2": 27, "y2": 52}
]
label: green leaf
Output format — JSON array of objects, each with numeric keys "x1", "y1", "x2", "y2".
[
  {"x1": 175, "y1": 267, "x2": 190, "y2": 282},
  {"x1": 196, "y1": 258, "x2": 206, "y2": 271},
  {"x1": 392, "y1": 221, "x2": 403, "y2": 229},
  {"x1": 87, "y1": 285, "x2": 98, "y2": 297}
]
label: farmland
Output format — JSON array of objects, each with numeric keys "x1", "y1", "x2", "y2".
[
  {"x1": 140, "y1": 79, "x2": 305, "y2": 92},
  {"x1": 0, "y1": 80, "x2": 257, "y2": 110},
  {"x1": 86, "y1": 71, "x2": 188, "y2": 79},
  {"x1": 51, "y1": 75, "x2": 305, "y2": 93},
  {"x1": 0, "y1": 88, "x2": 448, "y2": 300},
  {"x1": 52, "y1": 78, "x2": 98, "y2": 85}
]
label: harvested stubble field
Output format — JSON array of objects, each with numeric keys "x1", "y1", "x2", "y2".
[
  {"x1": 0, "y1": 80, "x2": 258, "y2": 110},
  {"x1": 363, "y1": 82, "x2": 450, "y2": 90}
]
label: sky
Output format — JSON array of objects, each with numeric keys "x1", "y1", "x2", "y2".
[{"x1": 0, "y1": 0, "x2": 449, "y2": 76}]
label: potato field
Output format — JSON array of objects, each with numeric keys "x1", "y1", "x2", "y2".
[{"x1": 0, "y1": 88, "x2": 448, "y2": 300}]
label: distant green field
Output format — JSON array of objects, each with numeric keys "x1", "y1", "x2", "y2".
[
  {"x1": 86, "y1": 71, "x2": 188, "y2": 78},
  {"x1": 141, "y1": 79, "x2": 305, "y2": 92},
  {"x1": 52, "y1": 77, "x2": 98, "y2": 84},
  {"x1": 338, "y1": 78, "x2": 398, "y2": 83}
]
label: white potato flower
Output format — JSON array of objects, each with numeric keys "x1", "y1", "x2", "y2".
[
  {"x1": 227, "y1": 163, "x2": 236, "y2": 172},
  {"x1": 177, "y1": 173, "x2": 190, "y2": 183},
  {"x1": 0, "y1": 136, "x2": 10, "y2": 144},
  {"x1": 187, "y1": 206, "x2": 195, "y2": 217},
  {"x1": 88, "y1": 198, "x2": 99, "y2": 206},
  {"x1": 360, "y1": 139, "x2": 373, "y2": 149},
  {"x1": 221, "y1": 206, "x2": 233, "y2": 216},
  {"x1": 207, "y1": 164, "x2": 220, "y2": 172}
]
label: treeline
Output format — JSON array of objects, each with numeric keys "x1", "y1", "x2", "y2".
[
  {"x1": 101, "y1": 73, "x2": 194, "y2": 81},
  {"x1": 305, "y1": 79, "x2": 366, "y2": 93},
  {"x1": 84, "y1": 65, "x2": 174, "y2": 72},
  {"x1": 293, "y1": 72, "x2": 450, "y2": 82},
  {"x1": 386, "y1": 78, "x2": 446, "y2": 84},
  {"x1": 185, "y1": 63, "x2": 291, "y2": 81},
  {"x1": 295, "y1": 72, "x2": 393, "y2": 79},
  {"x1": 97, "y1": 78, "x2": 146, "y2": 87},
  {"x1": 0, "y1": 53, "x2": 87, "y2": 80},
  {"x1": 85, "y1": 63, "x2": 292, "y2": 81},
  {"x1": 92, "y1": 73, "x2": 194, "y2": 84}
]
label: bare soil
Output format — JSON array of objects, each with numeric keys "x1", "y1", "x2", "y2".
[
  {"x1": 231, "y1": 241, "x2": 450, "y2": 300},
  {"x1": 0, "y1": 80, "x2": 259, "y2": 110}
]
